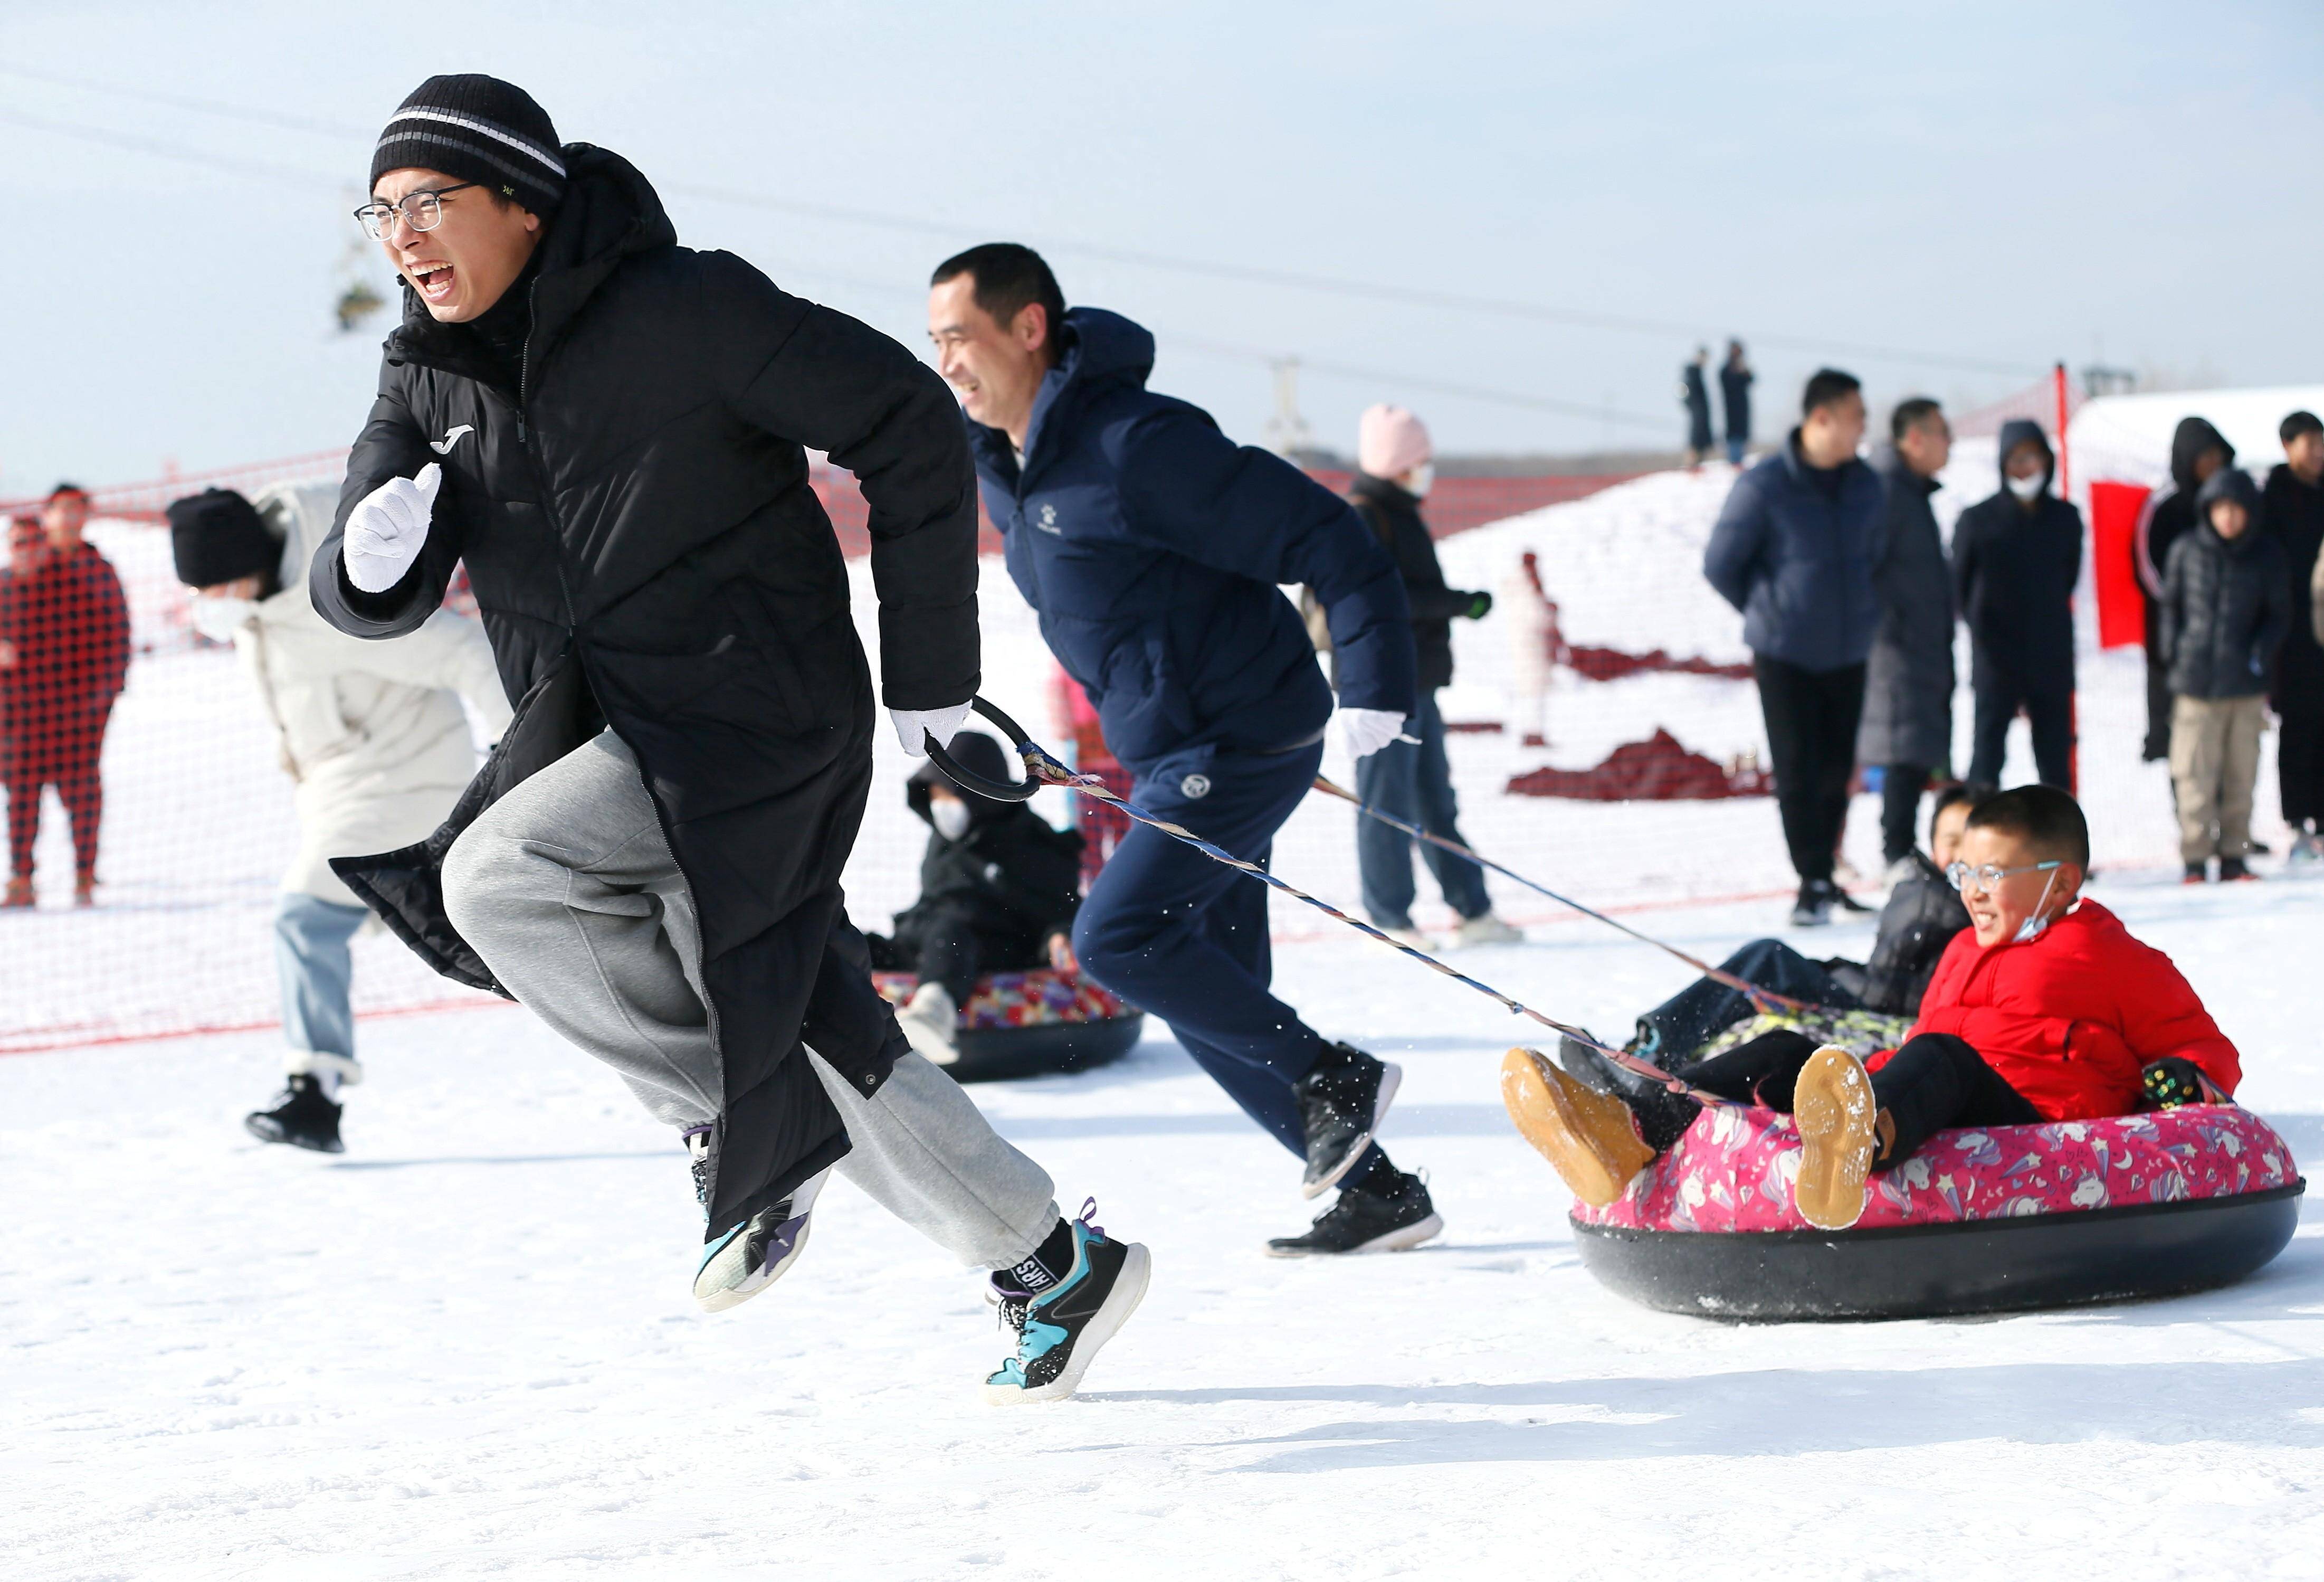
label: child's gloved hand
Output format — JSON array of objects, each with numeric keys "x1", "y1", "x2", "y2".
[{"x1": 2141, "y1": 1057, "x2": 2208, "y2": 1110}]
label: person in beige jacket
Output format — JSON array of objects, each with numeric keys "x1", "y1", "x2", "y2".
[{"x1": 169, "y1": 482, "x2": 510, "y2": 1151}]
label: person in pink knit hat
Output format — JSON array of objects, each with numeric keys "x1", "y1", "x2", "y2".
[{"x1": 1346, "y1": 404, "x2": 1519, "y2": 949}]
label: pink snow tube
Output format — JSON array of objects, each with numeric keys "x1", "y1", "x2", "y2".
[{"x1": 1569, "y1": 1105, "x2": 2305, "y2": 1320}]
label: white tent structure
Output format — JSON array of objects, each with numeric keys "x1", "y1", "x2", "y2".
[{"x1": 2066, "y1": 383, "x2": 2324, "y2": 498}]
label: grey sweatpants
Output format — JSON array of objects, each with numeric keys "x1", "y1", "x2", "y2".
[{"x1": 440, "y1": 730, "x2": 1060, "y2": 1270}]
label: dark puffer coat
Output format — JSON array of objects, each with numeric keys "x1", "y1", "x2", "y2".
[
  {"x1": 1858, "y1": 851, "x2": 1970, "y2": 1016},
  {"x1": 964, "y1": 308, "x2": 1413, "y2": 775},
  {"x1": 1350, "y1": 471, "x2": 1481, "y2": 694},
  {"x1": 893, "y1": 732, "x2": 1083, "y2": 955},
  {"x1": 2160, "y1": 471, "x2": 2291, "y2": 699},
  {"x1": 1682, "y1": 362, "x2": 1713, "y2": 452},
  {"x1": 310, "y1": 145, "x2": 980, "y2": 1236},
  {"x1": 1855, "y1": 444, "x2": 1955, "y2": 769},
  {"x1": 1950, "y1": 418, "x2": 2083, "y2": 691},
  {"x1": 2262, "y1": 462, "x2": 2324, "y2": 705},
  {"x1": 1702, "y1": 431, "x2": 1885, "y2": 672}
]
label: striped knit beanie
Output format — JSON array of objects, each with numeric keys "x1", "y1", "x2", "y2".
[{"x1": 371, "y1": 74, "x2": 566, "y2": 216}]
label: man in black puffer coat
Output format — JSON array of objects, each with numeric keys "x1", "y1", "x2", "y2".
[
  {"x1": 1857, "y1": 397, "x2": 1956, "y2": 871},
  {"x1": 870, "y1": 732, "x2": 1084, "y2": 1060},
  {"x1": 312, "y1": 77, "x2": 1145, "y2": 1396},
  {"x1": 1952, "y1": 418, "x2": 2081, "y2": 789},
  {"x1": 2161, "y1": 468, "x2": 2291, "y2": 879},
  {"x1": 2262, "y1": 410, "x2": 2324, "y2": 863},
  {"x1": 2135, "y1": 416, "x2": 2234, "y2": 761}
]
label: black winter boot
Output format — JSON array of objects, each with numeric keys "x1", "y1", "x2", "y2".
[
  {"x1": 1556, "y1": 1034, "x2": 1700, "y2": 1152},
  {"x1": 244, "y1": 1075, "x2": 344, "y2": 1153}
]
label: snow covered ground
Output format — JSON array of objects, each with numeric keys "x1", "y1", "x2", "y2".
[{"x1": 6, "y1": 871, "x2": 2319, "y2": 1580}]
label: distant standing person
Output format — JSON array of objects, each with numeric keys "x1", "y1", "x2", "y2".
[
  {"x1": 1952, "y1": 419, "x2": 2082, "y2": 790},
  {"x1": 2160, "y1": 468, "x2": 2290, "y2": 881},
  {"x1": 1703, "y1": 369, "x2": 1884, "y2": 926},
  {"x1": 1857, "y1": 397, "x2": 1955, "y2": 879},
  {"x1": 1346, "y1": 404, "x2": 1519, "y2": 948},
  {"x1": 1681, "y1": 347, "x2": 1714, "y2": 468},
  {"x1": 2135, "y1": 416, "x2": 2233, "y2": 763},
  {"x1": 2261, "y1": 410, "x2": 2324, "y2": 866},
  {"x1": 1, "y1": 485, "x2": 131, "y2": 908},
  {"x1": 1720, "y1": 340, "x2": 1754, "y2": 465}
]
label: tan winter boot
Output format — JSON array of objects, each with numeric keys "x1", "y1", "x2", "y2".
[
  {"x1": 1500, "y1": 1047, "x2": 1655, "y2": 1208},
  {"x1": 3, "y1": 876, "x2": 32, "y2": 908},
  {"x1": 1792, "y1": 1044, "x2": 1882, "y2": 1230}
]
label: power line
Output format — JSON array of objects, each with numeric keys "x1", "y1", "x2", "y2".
[
  {"x1": 0, "y1": 105, "x2": 344, "y2": 187},
  {"x1": 0, "y1": 60, "x2": 2046, "y2": 380}
]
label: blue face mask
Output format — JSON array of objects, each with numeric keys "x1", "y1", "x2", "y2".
[{"x1": 2013, "y1": 867, "x2": 2063, "y2": 943}]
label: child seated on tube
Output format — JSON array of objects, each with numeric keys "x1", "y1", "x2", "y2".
[
  {"x1": 865, "y1": 731, "x2": 1085, "y2": 1065},
  {"x1": 1503, "y1": 785, "x2": 2243, "y2": 1230}
]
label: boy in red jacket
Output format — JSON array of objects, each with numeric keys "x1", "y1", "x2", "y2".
[{"x1": 1505, "y1": 785, "x2": 2241, "y2": 1229}]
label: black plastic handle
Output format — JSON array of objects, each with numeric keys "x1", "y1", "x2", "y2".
[{"x1": 923, "y1": 695, "x2": 1042, "y2": 802}]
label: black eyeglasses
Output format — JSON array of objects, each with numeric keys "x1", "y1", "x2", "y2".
[{"x1": 353, "y1": 183, "x2": 483, "y2": 239}]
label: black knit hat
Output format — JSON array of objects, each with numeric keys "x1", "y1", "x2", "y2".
[
  {"x1": 169, "y1": 489, "x2": 279, "y2": 589},
  {"x1": 372, "y1": 74, "x2": 566, "y2": 216}
]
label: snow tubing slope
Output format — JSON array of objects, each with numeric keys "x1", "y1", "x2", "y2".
[
  {"x1": 1568, "y1": 1103, "x2": 2304, "y2": 1320},
  {"x1": 872, "y1": 969, "x2": 1142, "y2": 1083}
]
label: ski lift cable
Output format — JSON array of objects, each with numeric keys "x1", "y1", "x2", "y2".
[{"x1": 0, "y1": 61, "x2": 2044, "y2": 379}]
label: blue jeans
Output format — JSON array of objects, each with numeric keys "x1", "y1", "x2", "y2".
[
  {"x1": 1633, "y1": 936, "x2": 1856, "y2": 1063},
  {"x1": 1726, "y1": 436, "x2": 1747, "y2": 465},
  {"x1": 274, "y1": 892, "x2": 368, "y2": 1061},
  {"x1": 1355, "y1": 691, "x2": 1490, "y2": 929},
  {"x1": 1074, "y1": 738, "x2": 1382, "y2": 1180}
]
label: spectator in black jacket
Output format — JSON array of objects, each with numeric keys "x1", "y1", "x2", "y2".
[
  {"x1": 1952, "y1": 418, "x2": 2081, "y2": 789},
  {"x1": 2162, "y1": 468, "x2": 2292, "y2": 881},
  {"x1": 1858, "y1": 397, "x2": 1956, "y2": 875},
  {"x1": 1609, "y1": 785, "x2": 1980, "y2": 1067},
  {"x1": 1682, "y1": 348, "x2": 1715, "y2": 467},
  {"x1": 1703, "y1": 367, "x2": 1884, "y2": 925},
  {"x1": 870, "y1": 732, "x2": 1085, "y2": 1063},
  {"x1": 2136, "y1": 416, "x2": 2234, "y2": 761},
  {"x1": 2263, "y1": 410, "x2": 2324, "y2": 866},
  {"x1": 1346, "y1": 405, "x2": 1518, "y2": 947},
  {"x1": 1720, "y1": 340, "x2": 1754, "y2": 465}
]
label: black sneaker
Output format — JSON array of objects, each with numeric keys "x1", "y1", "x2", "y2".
[
  {"x1": 983, "y1": 1203, "x2": 1149, "y2": 1405},
  {"x1": 1267, "y1": 1167, "x2": 1443, "y2": 1256},
  {"x1": 244, "y1": 1074, "x2": 344, "y2": 1153},
  {"x1": 1789, "y1": 884, "x2": 1832, "y2": 927},
  {"x1": 1293, "y1": 1041, "x2": 1402, "y2": 1198},
  {"x1": 1828, "y1": 880, "x2": 1874, "y2": 915}
]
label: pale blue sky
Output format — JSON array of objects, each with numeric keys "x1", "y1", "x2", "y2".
[{"x1": 1, "y1": 1, "x2": 2316, "y2": 493}]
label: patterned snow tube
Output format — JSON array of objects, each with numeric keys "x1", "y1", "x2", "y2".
[
  {"x1": 1569, "y1": 1104, "x2": 2304, "y2": 1320},
  {"x1": 872, "y1": 969, "x2": 1144, "y2": 1083}
]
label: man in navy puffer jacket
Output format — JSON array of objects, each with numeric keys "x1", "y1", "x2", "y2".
[
  {"x1": 1703, "y1": 368, "x2": 1885, "y2": 925},
  {"x1": 930, "y1": 244, "x2": 1441, "y2": 1257}
]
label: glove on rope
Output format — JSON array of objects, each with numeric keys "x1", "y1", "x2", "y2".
[
  {"x1": 891, "y1": 700, "x2": 973, "y2": 757},
  {"x1": 1336, "y1": 707, "x2": 1410, "y2": 761}
]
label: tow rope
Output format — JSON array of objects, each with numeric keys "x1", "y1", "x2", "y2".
[{"x1": 923, "y1": 699, "x2": 1731, "y2": 1107}]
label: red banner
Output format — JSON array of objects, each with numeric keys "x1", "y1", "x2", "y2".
[{"x1": 2089, "y1": 480, "x2": 2152, "y2": 651}]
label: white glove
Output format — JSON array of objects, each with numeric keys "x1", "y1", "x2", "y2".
[
  {"x1": 343, "y1": 462, "x2": 442, "y2": 594},
  {"x1": 1338, "y1": 706, "x2": 1412, "y2": 761},
  {"x1": 891, "y1": 700, "x2": 974, "y2": 758}
]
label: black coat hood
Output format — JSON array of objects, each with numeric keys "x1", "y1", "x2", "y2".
[
  {"x1": 1995, "y1": 417, "x2": 2055, "y2": 497},
  {"x1": 2170, "y1": 416, "x2": 2235, "y2": 495}
]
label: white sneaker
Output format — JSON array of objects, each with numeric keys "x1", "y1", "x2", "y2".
[
  {"x1": 2288, "y1": 832, "x2": 2323, "y2": 871},
  {"x1": 1454, "y1": 914, "x2": 1523, "y2": 946},
  {"x1": 896, "y1": 981, "x2": 961, "y2": 1065},
  {"x1": 1880, "y1": 856, "x2": 1920, "y2": 890}
]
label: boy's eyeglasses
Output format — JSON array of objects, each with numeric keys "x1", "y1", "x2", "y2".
[
  {"x1": 353, "y1": 183, "x2": 482, "y2": 239},
  {"x1": 1945, "y1": 858, "x2": 2062, "y2": 893}
]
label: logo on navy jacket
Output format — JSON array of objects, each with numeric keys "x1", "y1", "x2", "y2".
[
  {"x1": 1180, "y1": 773, "x2": 1212, "y2": 799},
  {"x1": 1036, "y1": 503, "x2": 1061, "y2": 535}
]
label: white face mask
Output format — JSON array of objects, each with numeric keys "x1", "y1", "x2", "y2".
[
  {"x1": 2013, "y1": 867, "x2": 2063, "y2": 944},
  {"x1": 191, "y1": 595, "x2": 259, "y2": 643},
  {"x1": 2006, "y1": 470, "x2": 2046, "y2": 501},
  {"x1": 1404, "y1": 463, "x2": 1435, "y2": 498},
  {"x1": 930, "y1": 798, "x2": 971, "y2": 840}
]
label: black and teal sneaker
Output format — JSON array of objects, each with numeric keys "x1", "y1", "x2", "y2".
[
  {"x1": 244, "y1": 1075, "x2": 344, "y2": 1154},
  {"x1": 691, "y1": 1140, "x2": 830, "y2": 1315},
  {"x1": 983, "y1": 1202, "x2": 1150, "y2": 1405}
]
